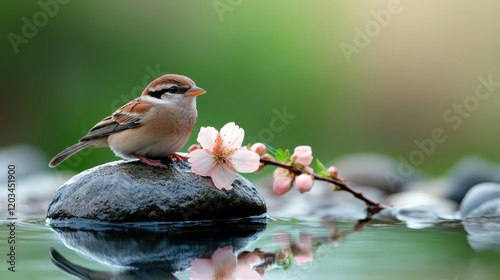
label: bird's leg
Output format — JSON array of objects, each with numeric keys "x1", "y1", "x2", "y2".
[
  {"x1": 169, "y1": 153, "x2": 189, "y2": 161},
  {"x1": 132, "y1": 153, "x2": 167, "y2": 168}
]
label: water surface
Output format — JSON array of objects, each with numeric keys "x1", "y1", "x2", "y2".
[{"x1": 2, "y1": 218, "x2": 499, "y2": 279}]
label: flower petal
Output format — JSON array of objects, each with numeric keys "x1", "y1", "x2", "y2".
[
  {"x1": 219, "y1": 122, "x2": 244, "y2": 150},
  {"x1": 230, "y1": 148, "x2": 260, "y2": 173},
  {"x1": 197, "y1": 126, "x2": 218, "y2": 150},
  {"x1": 211, "y1": 163, "x2": 237, "y2": 190},
  {"x1": 212, "y1": 246, "x2": 236, "y2": 267},
  {"x1": 212, "y1": 246, "x2": 237, "y2": 279},
  {"x1": 190, "y1": 258, "x2": 215, "y2": 279},
  {"x1": 234, "y1": 264, "x2": 262, "y2": 280},
  {"x1": 188, "y1": 149, "x2": 216, "y2": 176}
]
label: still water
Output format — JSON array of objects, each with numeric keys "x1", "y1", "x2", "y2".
[{"x1": 1, "y1": 218, "x2": 499, "y2": 280}]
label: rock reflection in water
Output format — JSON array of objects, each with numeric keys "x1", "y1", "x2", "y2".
[
  {"x1": 50, "y1": 218, "x2": 390, "y2": 279},
  {"x1": 463, "y1": 217, "x2": 500, "y2": 252},
  {"x1": 50, "y1": 221, "x2": 266, "y2": 279}
]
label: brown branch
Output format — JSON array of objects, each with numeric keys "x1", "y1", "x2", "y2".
[{"x1": 259, "y1": 157, "x2": 388, "y2": 215}]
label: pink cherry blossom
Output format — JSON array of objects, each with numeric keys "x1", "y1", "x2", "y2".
[
  {"x1": 188, "y1": 122, "x2": 260, "y2": 190},
  {"x1": 295, "y1": 174, "x2": 314, "y2": 193},
  {"x1": 190, "y1": 246, "x2": 262, "y2": 280},
  {"x1": 190, "y1": 246, "x2": 235, "y2": 280},
  {"x1": 291, "y1": 146, "x2": 313, "y2": 166}
]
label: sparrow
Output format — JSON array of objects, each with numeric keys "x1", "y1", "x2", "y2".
[{"x1": 49, "y1": 74, "x2": 205, "y2": 168}]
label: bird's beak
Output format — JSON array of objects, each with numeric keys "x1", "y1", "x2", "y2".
[{"x1": 186, "y1": 86, "x2": 206, "y2": 96}]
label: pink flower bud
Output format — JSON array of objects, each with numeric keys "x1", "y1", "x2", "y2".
[
  {"x1": 273, "y1": 232, "x2": 291, "y2": 247},
  {"x1": 254, "y1": 163, "x2": 266, "y2": 174},
  {"x1": 262, "y1": 153, "x2": 275, "y2": 161},
  {"x1": 273, "y1": 176, "x2": 293, "y2": 195},
  {"x1": 273, "y1": 167, "x2": 289, "y2": 178},
  {"x1": 295, "y1": 174, "x2": 314, "y2": 193},
  {"x1": 292, "y1": 146, "x2": 313, "y2": 166},
  {"x1": 273, "y1": 168, "x2": 293, "y2": 195},
  {"x1": 328, "y1": 166, "x2": 338, "y2": 178},
  {"x1": 250, "y1": 143, "x2": 266, "y2": 156},
  {"x1": 303, "y1": 166, "x2": 314, "y2": 174},
  {"x1": 295, "y1": 233, "x2": 313, "y2": 265},
  {"x1": 187, "y1": 144, "x2": 202, "y2": 153}
]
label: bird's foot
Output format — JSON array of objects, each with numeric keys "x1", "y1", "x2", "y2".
[
  {"x1": 133, "y1": 154, "x2": 167, "y2": 168},
  {"x1": 169, "y1": 153, "x2": 189, "y2": 161}
]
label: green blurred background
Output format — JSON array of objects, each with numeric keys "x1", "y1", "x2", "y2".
[{"x1": 1, "y1": 0, "x2": 499, "y2": 175}]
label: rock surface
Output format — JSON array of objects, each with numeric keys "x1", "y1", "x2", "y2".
[
  {"x1": 460, "y1": 182, "x2": 500, "y2": 219},
  {"x1": 333, "y1": 153, "x2": 424, "y2": 193},
  {"x1": 47, "y1": 160, "x2": 267, "y2": 223},
  {"x1": 444, "y1": 156, "x2": 500, "y2": 203},
  {"x1": 460, "y1": 183, "x2": 500, "y2": 251}
]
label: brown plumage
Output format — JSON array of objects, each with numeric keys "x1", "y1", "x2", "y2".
[{"x1": 49, "y1": 74, "x2": 205, "y2": 168}]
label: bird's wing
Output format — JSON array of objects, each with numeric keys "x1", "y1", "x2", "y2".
[{"x1": 80, "y1": 98, "x2": 153, "y2": 141}]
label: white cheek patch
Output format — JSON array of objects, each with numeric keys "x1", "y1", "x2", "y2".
[
  {"x1": 142, "y1": 95, "x2": 172, "y2": 106},
  {"x1": 143, "y1": 92, "x2": 196, "y2": 108}
]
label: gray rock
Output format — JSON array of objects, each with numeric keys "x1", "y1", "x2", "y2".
[
  {"x1": 444, "y1": 156, "x2": 500, "y2": 203},
  {"x1": 378, "y1": 205, "x2": 442, "y2": 229},
  {"x1": 333, "y1": 153, "x2": 424, "y2": 193},
  {"x1": 378, "y1": 191, "x2": 459, "y2": 228},
  {"x1": 460, "y1": 182, "x2": 500, "y2": 219},
  {"x1": 47, "y1": 160, "x2": 267, "y2": 223},
  {"x1": 463, "y1": 217, "x2": 500, "y2": 252},
  {"x1": 465, "y1": 198, "x2": 500, "y2": 218},
  {"x1": 386, "y1": 191, "x2": 458, "y2": 219}
]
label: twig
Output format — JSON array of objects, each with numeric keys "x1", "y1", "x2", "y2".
[{"x1": 259, "y1": 157, "x2": 388, "y2": 215}]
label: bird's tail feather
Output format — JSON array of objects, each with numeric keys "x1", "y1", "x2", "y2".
[{"x1": 49, "y1": 142, "x2": 89, "y2": 168}]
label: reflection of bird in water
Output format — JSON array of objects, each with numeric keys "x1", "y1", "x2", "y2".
[
  {"x1": 50, "y1": 248, "x2": 179, "y2": 280},
  {"x1": 50, "y1": 248, "x2": 113, "y2": 280}
]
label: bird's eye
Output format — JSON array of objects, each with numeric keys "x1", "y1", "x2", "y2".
[{"x1": 168, "y1": 86, "x2": 180, "y2": 94}]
